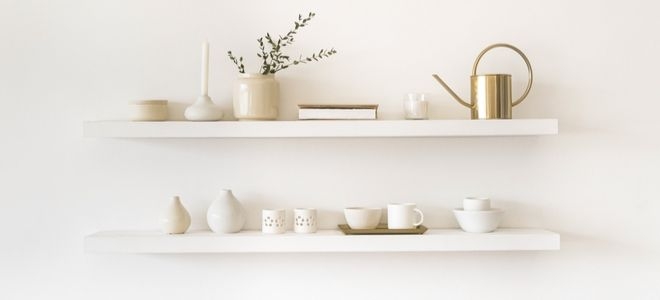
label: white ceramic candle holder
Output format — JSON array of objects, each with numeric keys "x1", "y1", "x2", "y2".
[
  {"x1": 262, "y1": 209, "x2": 286, "y2": 234},
  {"x1": 185, "y1": 95, "x2": 223, "y2": 121},
  {"x1": 293, "y1": 208, "x2": 317, "y2": 234},
  {"x1": 185, "y1": 41, "x2": 223, "y2": 121}
]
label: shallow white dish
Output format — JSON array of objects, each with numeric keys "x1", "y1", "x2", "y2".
[
  {"x1": 344, "y1": 207, "x2": 382, "y2": 230},
  {"x1": 453, "y1": 208, "x2": 503, "y2": 233}
]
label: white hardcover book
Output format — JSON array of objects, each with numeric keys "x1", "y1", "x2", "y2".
[
  {"x1": 298, "y1": 108, "x2": 377, "y2": 120},
  {"x1": 298, "y1": 104, "x2": 378, "y2": 120}
]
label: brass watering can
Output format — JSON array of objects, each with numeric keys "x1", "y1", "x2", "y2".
[{"x1": 432, "y1": 43, "x2": 533, "y2": 119}]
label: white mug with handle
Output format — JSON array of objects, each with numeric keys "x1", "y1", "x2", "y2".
[{"x1": 387, "y1": 203, "x2": 424, "y2": 229}]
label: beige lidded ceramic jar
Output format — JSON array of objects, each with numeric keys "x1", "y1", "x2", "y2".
[{"x1": 129, "y1": 100, "x2": 169, "y2": 121}]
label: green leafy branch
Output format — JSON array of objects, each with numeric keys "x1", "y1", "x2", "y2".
[
  {"x1": 227, "y1": 12, "x2": 337, "y2": 75},
  {"x1": 227, "y1": 51, "x2": 244, "y2": 73},
  {"x1": 287, "y1": 48, "x2": 337, "y2": 68}
]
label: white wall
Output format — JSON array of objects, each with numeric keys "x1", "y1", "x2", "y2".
[{"x1": 1, "y1": 0, "x2": 659, "y2": 299}]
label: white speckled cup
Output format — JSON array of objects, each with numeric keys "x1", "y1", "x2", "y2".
[
  {"x1": 262, "y1": 209, "x2": 286, "y2": 234},
  {"x1": 293, "y1": 208, "x2": 317, "y2": 234}
]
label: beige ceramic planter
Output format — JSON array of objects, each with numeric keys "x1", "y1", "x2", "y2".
[{"x1": 232, "y1": 73, "x2": 279, "y2": 120}]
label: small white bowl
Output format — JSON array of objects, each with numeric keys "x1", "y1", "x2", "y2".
[
  {"x1": 463, "y1": 197, "x2": 491, "y2": 211},
  {"x1": 344, "y1": 207, "x2": 382, "y2": 229},
  {"x1": 453, "y1": 208, "x2": 503, "y2": 233}
]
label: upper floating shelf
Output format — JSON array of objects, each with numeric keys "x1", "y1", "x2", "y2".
[{"x1": 83, "y1": 119, "x2": 558, "y2": 138}]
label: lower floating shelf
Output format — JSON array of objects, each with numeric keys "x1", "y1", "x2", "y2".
[{"x1": 85, "y1": 228, "x2": 560, "y2": 253}]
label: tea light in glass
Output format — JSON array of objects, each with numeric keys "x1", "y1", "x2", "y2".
[{"x1": 404, "y1": 93, "x2": 428, "y2": 120}]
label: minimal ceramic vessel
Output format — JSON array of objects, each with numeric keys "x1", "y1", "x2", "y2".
[
  {"x1": 130, "y1": 100, "x2": 168, "y2": 121},
  {"x1": 343, "y1": 207, "x2": 382, "y2": 230},
  {"x1": 207, "y1": 189, "x2": 245, "y2": 233},
  {"x1": 160, "y1": 196, "x2": 191, "y2": 234},
  {"x1": 184, "y1": 95, "x2": 224, "y2": 121},
  {"x1": 463, "y1": 197, "x2": 491, "y2": 211},
  {"x1": 453, "y1": 208, "x2": 503, "y2": 233},
  {"x1": 262, "y1": 209, "x2": 286, "y2": 234},
  {"x1": 294, "y1": 208, "x2": 317, "y2": 234},
  {"x1": 387, "y1": 203, "x2": 424, "y2": 229},
  {"x1": 233, "y1": 73, "x2": 279, "y2": 120}
]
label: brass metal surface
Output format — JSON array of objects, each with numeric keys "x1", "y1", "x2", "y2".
[
  {"x1": 338, "y1": 224, "x2": 428, "y2": 235},
  {"x1": 433, "y1": 43, "x2": 533, "y2": 119},
  {"x1": 470, "y1": 74, "x2": 512, "y2": 119}
]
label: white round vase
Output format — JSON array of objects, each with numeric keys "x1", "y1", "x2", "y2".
[
  {"x1": 160, "y1": 196, "x2": 191, "y2": 234},
  {"x1": 207, "y1": 189, "x2": 246, "y2": 233},
  {"x1": 232, "y1": 73, "x2": 279, "y2": 120}
]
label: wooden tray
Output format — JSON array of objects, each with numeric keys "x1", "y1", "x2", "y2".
[{"x1": 338, "y1": 224, "x2": 428, "y2": 235}]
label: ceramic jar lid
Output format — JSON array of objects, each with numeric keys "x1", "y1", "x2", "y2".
[{"x1": 130, "y1": 100, "x2": 168, "y2": 105}]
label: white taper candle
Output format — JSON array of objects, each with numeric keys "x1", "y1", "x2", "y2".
[{"x1": 201, "y1": 41, "x2": 209, "y2": 96}]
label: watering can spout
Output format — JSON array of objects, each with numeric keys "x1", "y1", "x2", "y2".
[{"x1": 432, "y1": 74, "x2": 473, "y2": 109}]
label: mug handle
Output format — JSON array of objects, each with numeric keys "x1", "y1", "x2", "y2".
[{"x1": 413, "y1": 208, "x2": 424, "y2": 227}]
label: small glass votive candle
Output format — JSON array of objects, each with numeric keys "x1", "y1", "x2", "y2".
[{"x1": 404, "y1": 93, "x2": 428, "y2": 120}]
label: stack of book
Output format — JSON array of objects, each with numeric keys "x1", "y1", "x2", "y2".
[{"x1": 298, "y1": 104, "x2": 378, "y2": 120}]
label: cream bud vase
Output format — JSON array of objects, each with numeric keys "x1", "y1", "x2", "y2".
[
  {"x1": 207, "y1": 189, "x2": 246, "y2": 233},
  {"x1": 160, "y1": 196, "x2": 191, "y2": 234},
  {"x1": 233, "y1": 73, "x2": 279, "y2": 120}
]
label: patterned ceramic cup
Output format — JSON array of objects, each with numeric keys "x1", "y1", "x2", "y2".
[
  {"x1": 293, "y1": 208, "x2": 317, "y2": 234},
  {"x1": 262, "y1": 209, "x2": 286, "y2": 234}
]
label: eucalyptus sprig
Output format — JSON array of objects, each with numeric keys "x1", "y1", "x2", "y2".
[
  {"x1": 227, "y1": 51, "x2": 244, "y2": 73},
  {"x1": 227, "y1": 12, "x2": 337, "y2": 75}
]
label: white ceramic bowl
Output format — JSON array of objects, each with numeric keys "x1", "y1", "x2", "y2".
[
  {"x1": 344, "y1": 207, "x2": 382, "y2": 229},
  {"x1": 453, "y1": 208, "x2": 503, "y2": 233}
]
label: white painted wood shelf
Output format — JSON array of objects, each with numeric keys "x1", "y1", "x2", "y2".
[
  {"x1": 83, "y1": 119, "x2": 558, "y2": 138},
  {"x1": 84, "y1": 228, "x2": 560, "y2": 254}
]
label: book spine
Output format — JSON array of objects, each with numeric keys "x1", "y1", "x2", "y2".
[{"x1": 298, "y1": 109, "x2": 377, "y2": 120}]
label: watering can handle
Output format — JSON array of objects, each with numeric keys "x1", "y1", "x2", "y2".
[{"x1": 471, "y1": 43, "x2": 533, "y2": 107}]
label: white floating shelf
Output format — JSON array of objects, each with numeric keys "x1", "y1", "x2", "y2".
[
  {"x1": 83, "y1": 119, "x2": 558, "y2": 138},
  {"x1": 85, "y1": 228, "x2": 560, "y2": 254}
]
